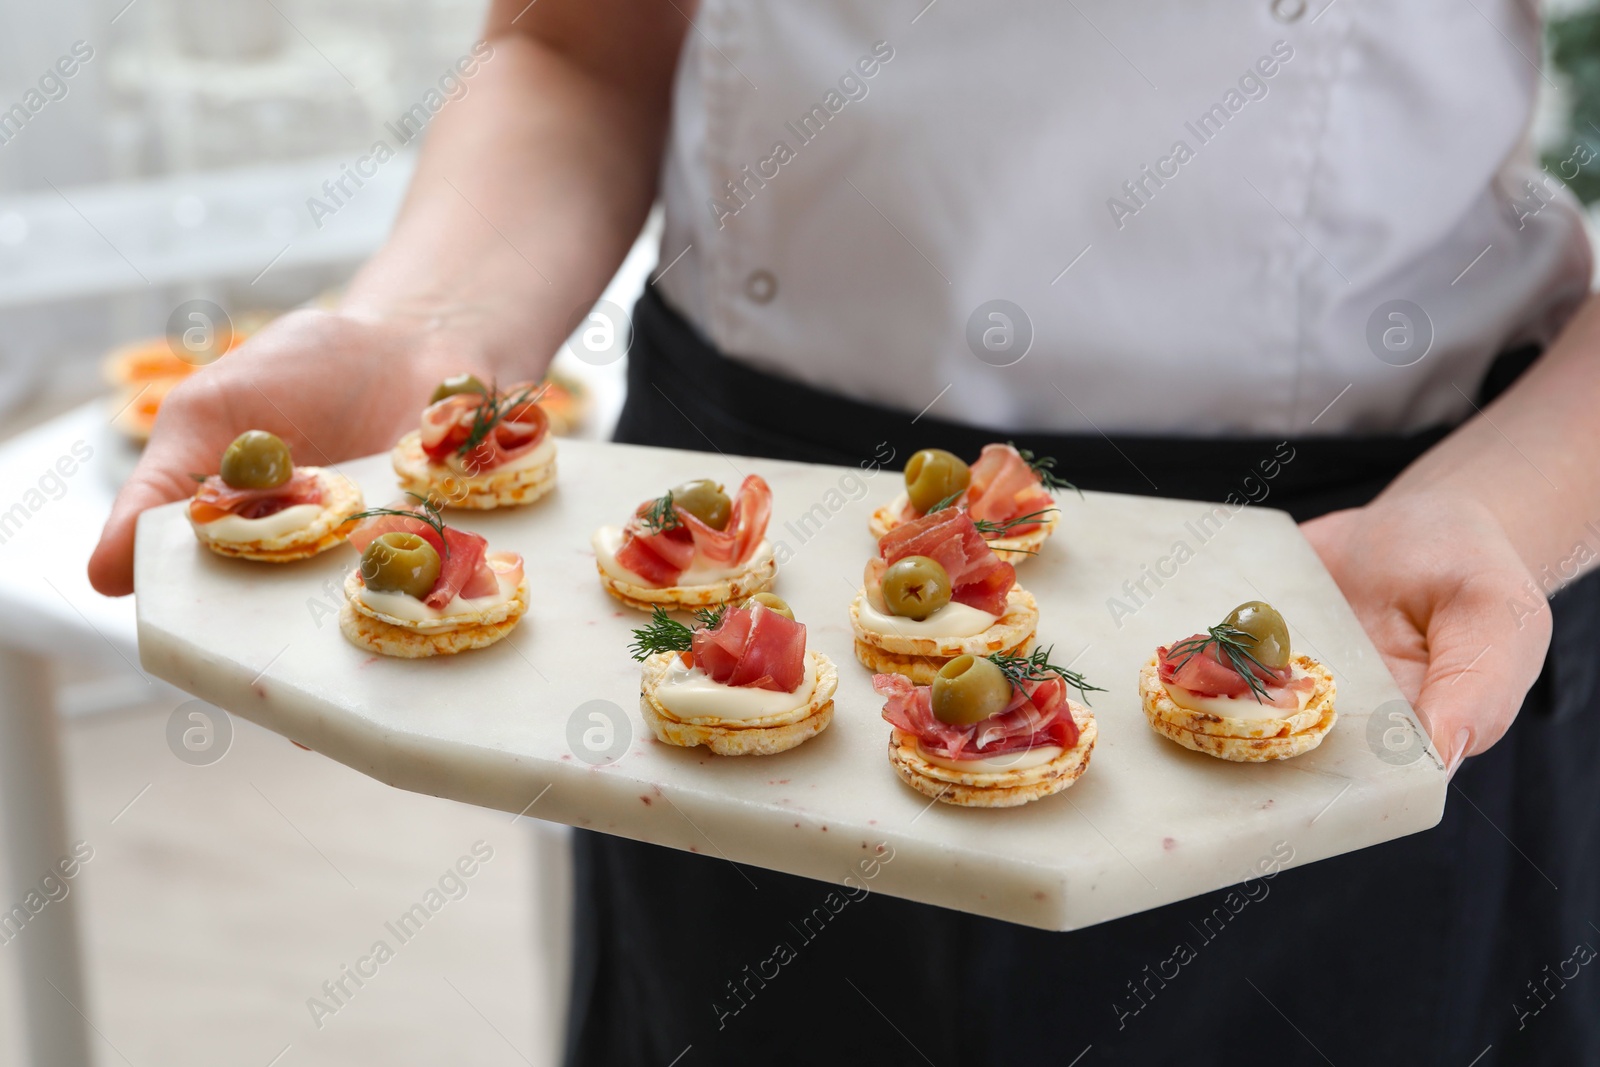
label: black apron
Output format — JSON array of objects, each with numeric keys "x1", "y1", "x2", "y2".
[{"x1": 566, "y1": 289, "x2": 1600, "y2": 1067}]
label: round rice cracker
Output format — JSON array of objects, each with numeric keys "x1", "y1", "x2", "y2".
[
  {"x1": 885, "y1": 703, "x2": 1097, "y2": 808},
  {"x1": 638, "y1": 650, "x2": 838, "y2": 755},
  {"x1": 850, "y1": 587, "x2": 1038, "y2": 684},
  {"x1": 337, "y1": 570, "x2": 530, "y2": 658},
  {"x1": 867, "y1": 499, "x2": 1059, "y2": 564},
  {"x1": 191, "y1": 468, "x2": 364, "y2": 562},
  {"x1": 595, "y1": 550, "x2": 778, "y2": 613},
  {"x1": 1143, "y1": 701, "x2": 1337, "y2": 763},
  {"x1": 1138, "y1": 657, "x2": 1338, "y2": 762},
  {"x1": 390, "y1": 430, "x2": 557, "y2": 510},
  {"x1": 1138, "y1": 654, "x2": 1334, "y2": 739}
]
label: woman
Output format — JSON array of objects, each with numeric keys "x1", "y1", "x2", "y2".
[{"x1": 91, "y1": 1, "x2": 1600, "y2": 1063}]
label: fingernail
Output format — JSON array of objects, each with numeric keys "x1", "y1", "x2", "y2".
[{"x1": 1447, "y1": 727, "x2": 1472, "y2": 773}]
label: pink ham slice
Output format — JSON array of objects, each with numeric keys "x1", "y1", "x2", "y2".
[
  {"x1": 871, "y1": 509, "x2": 1015, "y2": 616},
  {"x1": 418, "y1": 383, "x2": 549, "y2": 471},
  {"x1": 614, "y1": 475, "x2": 773, "y2": 588},
  {"x1": 964, "y1": 443, "x2": 1055, "y2": 533},
  {"x1": 874, "y1": 672, "x2": 1079, "y2": 760},
  {"x1": 896, "y1": 444, "x2": 1054, "y2": 536},
  {"x1": 189, "y1": 468, "x2": 324, "y2": 523},
  {"x1": 1157, "y1": 637, "x2": 1312, "y2": 709},
  {"x1": 347, "y1": 508, "x2": 494, "y2": 609},
  {"x1": 691, "y1": 605, "x2": 807, "y2": 693}
]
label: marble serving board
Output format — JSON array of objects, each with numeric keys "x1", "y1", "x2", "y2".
[{"x1": 135, "y1": 439, "x2": 1446, "y2": 930}]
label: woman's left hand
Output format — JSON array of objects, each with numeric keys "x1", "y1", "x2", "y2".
[{"x1": 1301, "y1": 490, "x2": 1551, "y2": 771}]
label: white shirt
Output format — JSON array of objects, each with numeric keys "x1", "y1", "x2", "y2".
[{"x1": 656, "y1": 0, "x2": 1592, "y2": 436}]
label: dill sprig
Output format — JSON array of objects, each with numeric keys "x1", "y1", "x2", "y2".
[
  {"x1": 637, "y1": 491, "x2": 684, "y2": 535},
  {"x1": 188, "y1": 472, "x2": 208, "y2": 483},
  {"x1": 348, "y1": 491, "x2": 451, "y2": 559},
  {"x1": 971, "y1": 505, "x2": 1058, "y2": 541},
  {"x1": 628, "y1": 603, "x2": 730, "y2": 661},
  {"x1": 1009, "y1": 441, "x2": 1080, "y2": 496},
  {"x1": 1167, "y1": 623, "x2": 1274, "y2": 703},
  {"x1": 928, "y1": 490, "x2": 964, "y2": 514},
  {"x1": 988, "y1": 645, "x2": 1106, "y2": 705},
  {"x1": 457, "y1": 381, "x2": 543, "y2": 458}
]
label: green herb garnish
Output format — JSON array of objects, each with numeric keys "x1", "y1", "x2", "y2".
[
  {"x1": 348, "y1": 491, "x2": 451, "y2": 559},
  {"x1": 456, "y1": 381, "x2": 543, "y2": 459},
  {"x1": 637, "y1": 491, "x2": 684, "y2": 535},
  {"x1": 928, "y1": 490, "x2": 964, "y2": 514},
  {"x1": 1009, "y1": 441, "x2": 1079, "y2": 496},
  {"x1": 1166, "y1": 624, "x2": 1273, "y2": 703},
  {"x1": 628, "y1": 603, "x2": 729, "y2": 661},
  {"x1": 988, "y1": 645, "x2": 1105, "y2": 704},
  {"x1": 971, "y1": 505, "x2": 1058, "y2": 543}
]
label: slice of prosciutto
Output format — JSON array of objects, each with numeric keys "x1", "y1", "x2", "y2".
[
  {"x1": 866, "y1": 509, "x2": 1014, "y2": 617},
  {"x1": 614, "y1": 475, "x2": 773, "y2": 588},
  {"x1": 1157, "y1": 637, "x2": 1313, "y2": 709},
  {"x1": 189, "y1": 468, "x2": 324, "y2": 524},
  {"x1": 964, "y1": 444, "x2": 1055, "y2": 533},
  {"x1": 690, "y1": 604, "x2": 807, "y2": 693},
  {"x1": 897, "y1": 444, "x2": 1055, "y2": 536},
  {"x1": 348, "y1": 506, "x2": 498, "y2": 609},
  {"x1": 874, "y1": 671, "x2": 1079, "y2": 760},
  {"x1": 418, "y1": 382, "x2": 549, "y2": 473}
]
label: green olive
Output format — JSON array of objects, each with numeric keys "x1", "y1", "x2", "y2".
[
  {"x1": 931, "y1": 655, "x2": 1014, "y2": 725},
  {"x1": 219, "y1": 430, "x2": 293, "y2": 490},
  {"x1": 429, "y1": 373, "x2": 487, "y2": 404},
  {"x1": 670, "y1": 479, "x2": 732, "y2": 530},
  {"x1": 904, "y1": 448, "x2": 971, "y2": 514},
  {"x1": 1223, "y1": 600, "x2": 1291, "y2": 670},
  {"x1": 360, "y1": 532, "x2": 441, "y2": 599},
  {"x1": 741, "y1": 592, "x2": 794, "y2": 621},
  {"x1": 880, "y1": 555, "x2": 953, "y2": 621}
]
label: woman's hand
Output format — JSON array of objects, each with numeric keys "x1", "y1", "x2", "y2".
[
  {"x1": 1301, "y1": 491, "x2": 1552, "y2": 771},
  {"x1": 87, "y1": 309, "x2": 487, "y2": 596}
]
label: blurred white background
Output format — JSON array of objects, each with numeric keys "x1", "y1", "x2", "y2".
[{"x1": 0, "y1": 1, "x2": 656, "y2": 1064}]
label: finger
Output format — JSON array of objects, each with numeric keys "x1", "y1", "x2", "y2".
[
  {"x1": 87, "y1": 440, "x2": 210, "y2": 597},
  {"x1": 1413, "y1": 584, "x2": 1550, "y2": 773}
]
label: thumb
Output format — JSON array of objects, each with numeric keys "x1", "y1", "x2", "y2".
[
  {"x1": 88, "y1": 443, "x2": 210, "y2": 597},
  {"x1": 1412, "y1": 584, "x2": 1549, "y2": 774}
]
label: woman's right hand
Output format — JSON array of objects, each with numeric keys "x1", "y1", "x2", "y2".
[{"x1": 87, "y1": 308, "x2": 489, "y2": 596}]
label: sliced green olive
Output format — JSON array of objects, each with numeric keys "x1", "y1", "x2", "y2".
[
  {"x1": 671, "y1": 479, "x2": 732, "y2": 530},
  {"x1": 931, "y1": 655, "x2": 1014, "y2": 726},
  {"x1": 219, "y1": 430, "x2": 293, "y2": 490},
  {"x1": 1223, "y1": 600, "x2": 1291, "y2": 670},
  {"x1": 741, "y1": 592, "x2": 794, "y2": 621},
  {"x1": 880, "y1": 555, "x2": 953, "y2": 621},
  {"x1": 904, "y1": 448, "x2": 971, "y2": 514},
  {"x1": 429, "y1": 373, "x2": 487, "y2": 404},
  {"x1": 360, "y1": 532, "x2": 441, "y2": 599}
]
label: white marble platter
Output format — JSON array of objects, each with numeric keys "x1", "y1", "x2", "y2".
[{"x1": 134, "y1": 439, "x2": 1446, "y2": 930}]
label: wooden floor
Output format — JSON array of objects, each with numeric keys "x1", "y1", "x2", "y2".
[{"x1": 3, "y1": 697, "x2": 567, "y2": 1067}]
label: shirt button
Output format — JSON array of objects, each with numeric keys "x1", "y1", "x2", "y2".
[
  {"x1": 1271, "y1": 0, "x2": 1306, "y2": 21},
  {"x1": 744, "y1": 269, "x2": 777, "y2": 304}
]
